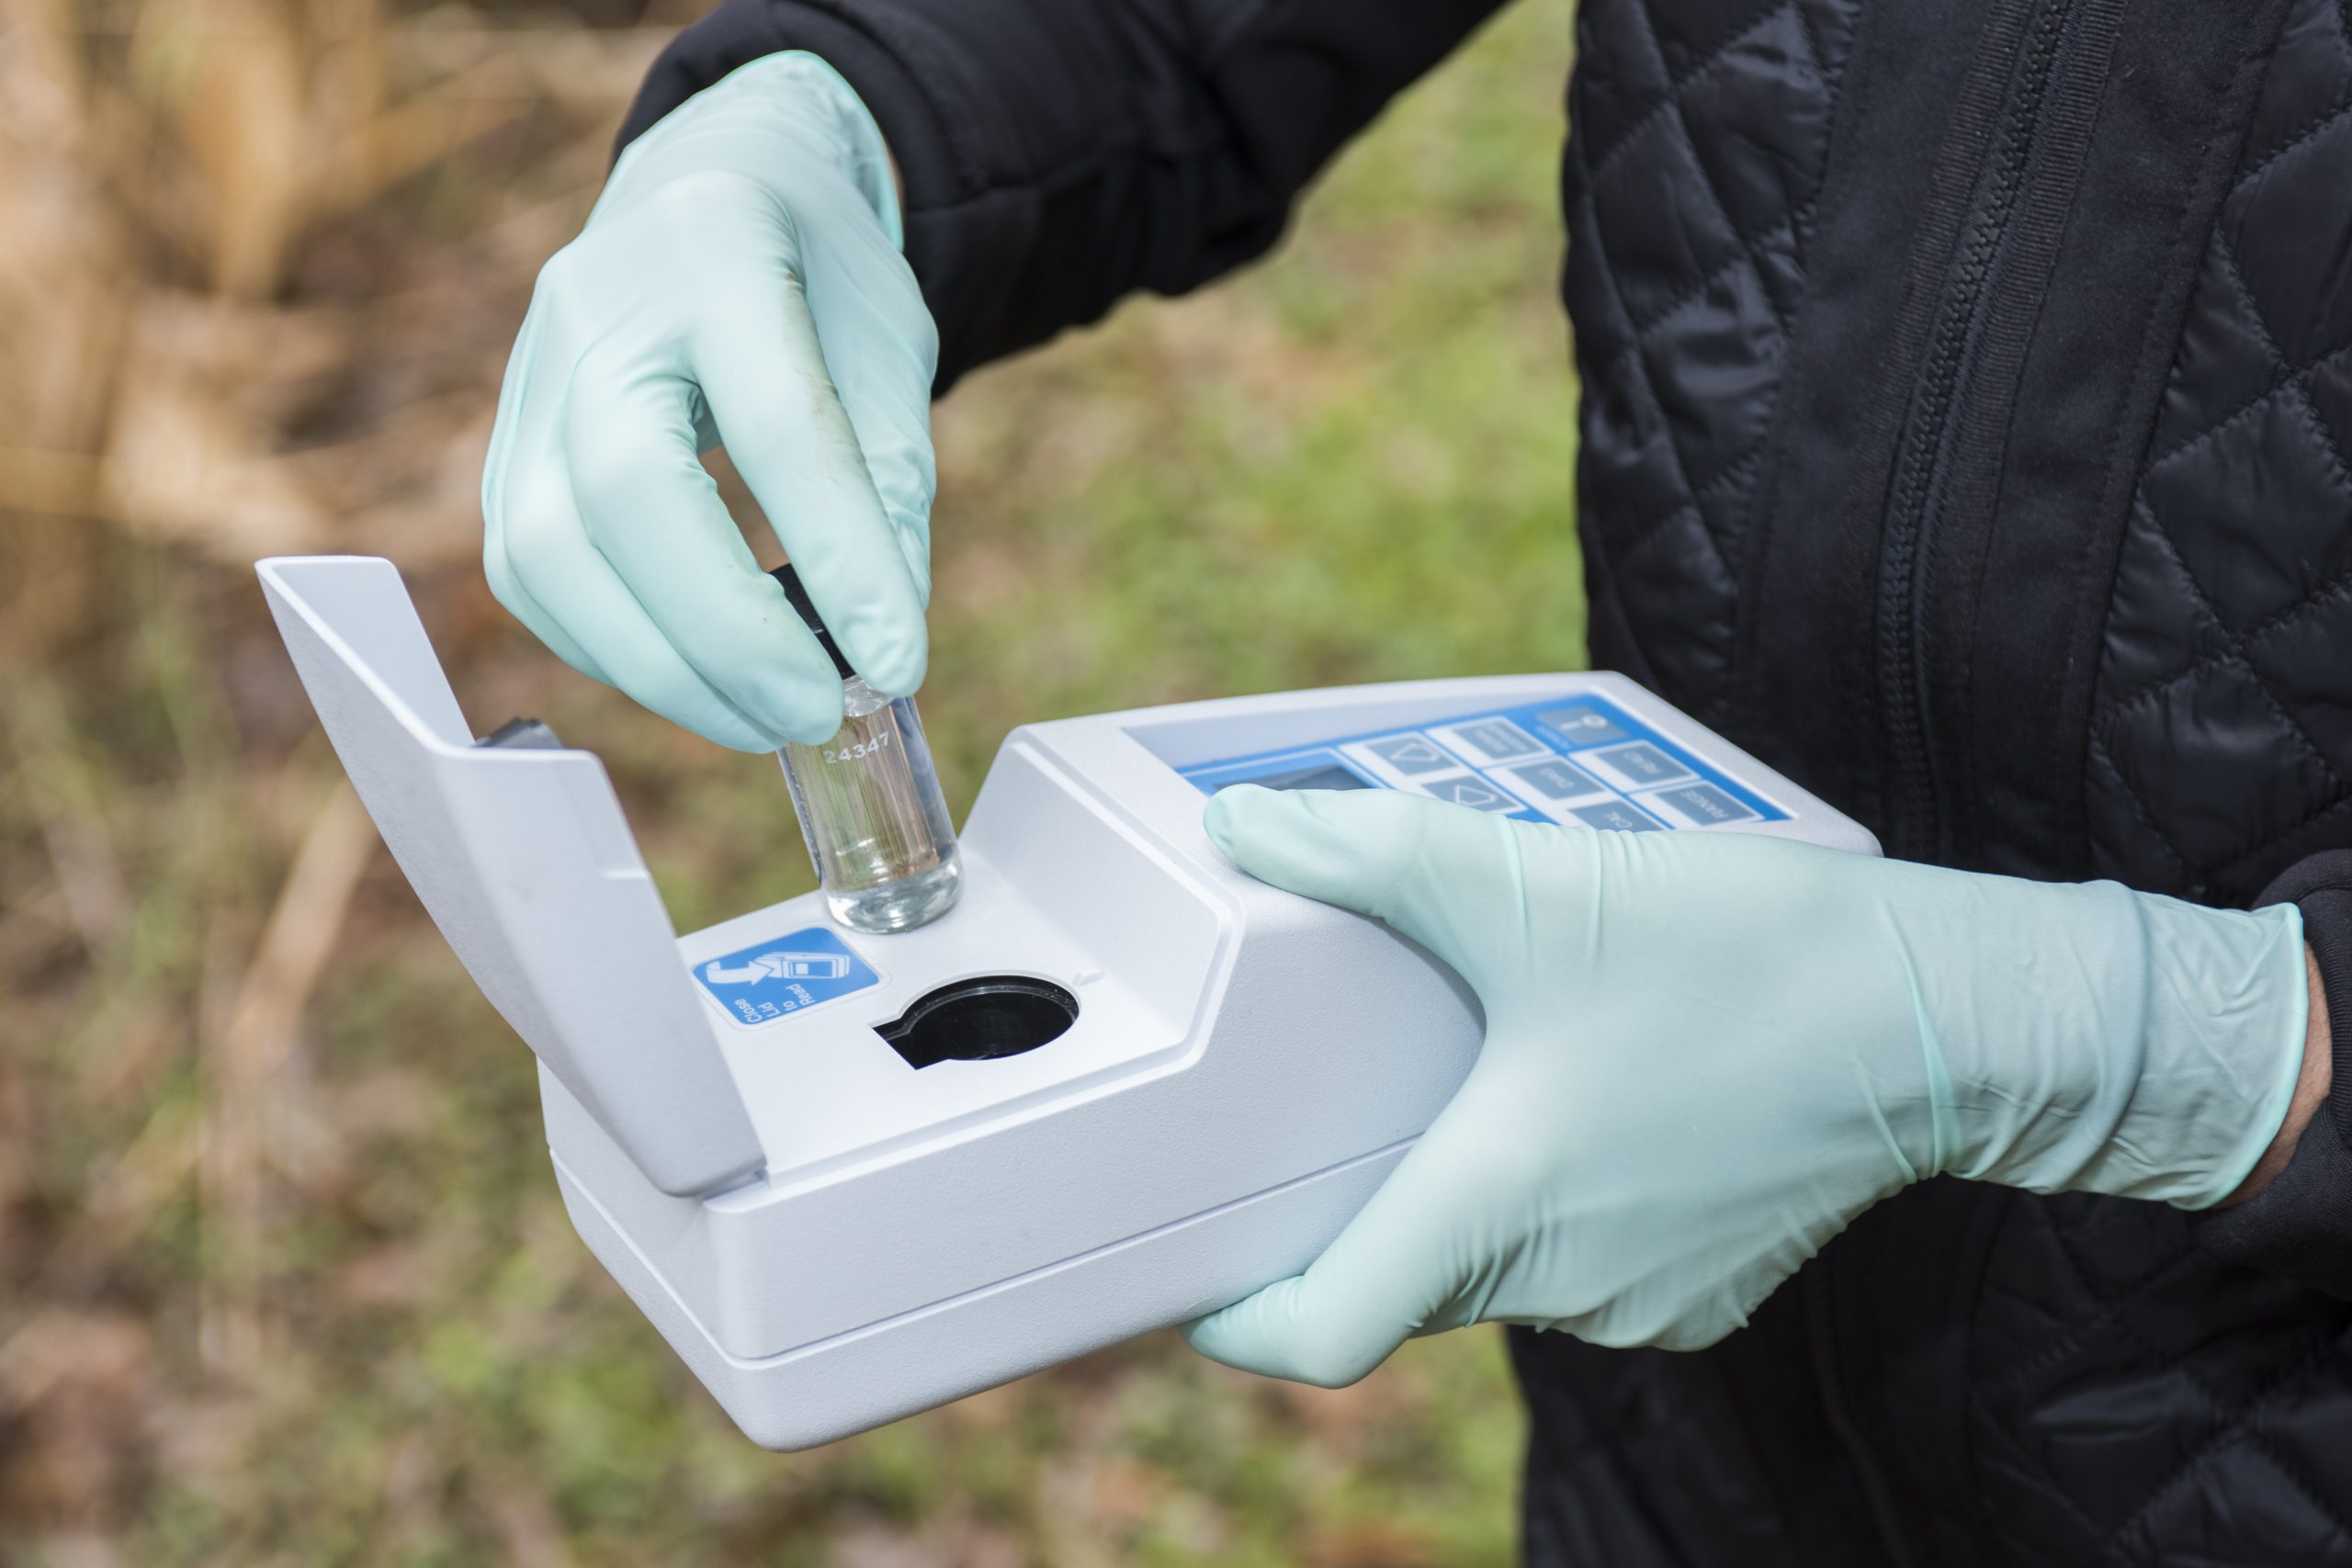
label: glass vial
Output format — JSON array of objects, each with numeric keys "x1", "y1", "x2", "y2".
[{"x1": 771, "y1": 566, "x2": 963, "y2": 933}]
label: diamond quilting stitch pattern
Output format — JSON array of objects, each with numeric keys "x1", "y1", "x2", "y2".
[{"x1": 2087, "y1": 0, "x2": 2352, "y2": 898}]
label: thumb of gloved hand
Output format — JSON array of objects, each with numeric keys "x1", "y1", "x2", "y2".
[
  {"x1": 1200, "y1": 784, "x2": 1528, "y2": 998},
  {"x1": 1180, "y1": 786, "x2": 1548, "y2": 1385}
]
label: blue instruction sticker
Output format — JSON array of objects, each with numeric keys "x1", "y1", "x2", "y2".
[{"x1": 693, "y1": 925, "x2": 879, "y2": 1029}]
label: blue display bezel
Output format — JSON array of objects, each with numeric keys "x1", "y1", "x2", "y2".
[{"x1": 1177, "y1": 694, "x2": 1786, "y2": 829}]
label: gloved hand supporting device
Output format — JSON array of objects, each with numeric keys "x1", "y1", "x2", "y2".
[
  {"x1": 483, "y1": 52, "x2": 935, "y2": 750},
  {"x1": 1184, "y1": 786, "x2": 2312, "y2": 1385}
]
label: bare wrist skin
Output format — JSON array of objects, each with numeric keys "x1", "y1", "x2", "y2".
[{"x1": 2222, "y1": 945, "x2": 2333, "y2": 1207}]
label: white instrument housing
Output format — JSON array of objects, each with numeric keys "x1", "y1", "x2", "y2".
[{"x1": 259, "y1": 555, "x2": 1878, "y2": 1450}]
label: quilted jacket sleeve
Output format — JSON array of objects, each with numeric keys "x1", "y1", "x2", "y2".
[
  {"x1": 2199, "y1": 852, "x2": 2352, "y2": 1298},
  {"x1": 617, "y1": 0, "x2": 1510, "y2": 391}
]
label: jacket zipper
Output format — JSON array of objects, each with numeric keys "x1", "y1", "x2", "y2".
[
  {"x1": 1823, "y1": 5, "x2": 2088, "y2": 1560},
  {"x1": 1805, "y1": 1269, "x2": 1920, "y2": 1568},
  {"x1": 1873, "y1": 0, "x2": 2076, "y2": 861}
]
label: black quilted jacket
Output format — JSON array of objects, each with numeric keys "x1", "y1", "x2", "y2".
[{"x1": 621, "y1": 1, "x2": 2352, "y2": 1560}]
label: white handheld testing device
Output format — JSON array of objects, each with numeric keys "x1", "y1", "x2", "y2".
[{"x1": 260, "y1": 555, "x2": 1879, "y2": 1450}]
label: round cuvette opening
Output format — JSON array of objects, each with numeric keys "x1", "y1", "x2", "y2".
[{"x1": 877, "y1": 976, "x2": 1079, "y2": 1069}]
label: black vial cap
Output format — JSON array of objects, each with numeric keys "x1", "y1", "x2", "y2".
[{"x1": 770, "y1": 563, "x2": 855, "y2": 681}]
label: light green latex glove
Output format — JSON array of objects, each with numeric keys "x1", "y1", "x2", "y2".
[
  {"x1": 482, "y1": 52, "x2": 933, "y2": 750},
  {"x1": 1183, "y1": 786, "x2": 2309, "y2": 1385}
]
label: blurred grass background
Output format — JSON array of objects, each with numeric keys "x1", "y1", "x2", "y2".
[{"x1": 0, "y1": 0, "x2": 1579, "y2": 1561}]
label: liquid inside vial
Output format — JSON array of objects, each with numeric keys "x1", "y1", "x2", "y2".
[{"x1": 778, "y1": 676, "x2": 962, "y2": 932}]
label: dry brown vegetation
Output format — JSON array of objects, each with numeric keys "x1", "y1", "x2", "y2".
[
  {"x1": 0, "y1": 0, "x2": 673, "y2": 575},
  {"x1": 0, "y1": 0, "x2": 1577, "y2": 1560}
]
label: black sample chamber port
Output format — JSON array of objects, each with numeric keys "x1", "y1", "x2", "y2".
[{"x1": 878, "y1": 976, "x2": 1080, "y2": 1069}]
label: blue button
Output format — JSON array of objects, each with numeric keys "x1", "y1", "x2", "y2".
[
  {"x1": 1454, "y1": 718, "x2": 1543, "y2": 761},
  {"x1": 1427, "y1": 776, "x2": 1521, "y2": 813},
  {"x1": 1570, "y1": 801, "x2": 1664, "y2": 833},
  {"x1": 1655, "y1": 783, "x2": 1758, "y2": 825},
  {"x1": 1535, "y1": 705, "x2": 1631, "y2": 749},
  {"x1": 1592, "y1": 742, "x2": 1692, "y2": 787},
  {"x1": 694, "y1": 925, "x2": 879, "y2": 1028},
  {"x1": 1364, "y1": 733, "x2": 1455, "y2": 773},
  {"x1": 1511, "y1": 759, "x2": 1603, "y2": 800}
]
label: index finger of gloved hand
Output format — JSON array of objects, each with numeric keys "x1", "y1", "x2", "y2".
[
  {"x1": 1203, "y1": 785, "x2": 1530, "y2": 992},
  {"x1": 694, "y1": 270, "x2": 930, "y2": 697},
  {"x1": 496, "y1": 475, "x2": 795, "y2": 753},
  {"x1": 1180, "y1": 1139, "x2": 1468, "y2": 1388},
  {"x1": 561, "y1": 349, "x2": 849, "y2": 746},
  {"x1": 482, "y1": 529, "x2": 611, "y2": 686},
  {"x1": 485, "y1": 321, "x2": 784, "y2": 752}
]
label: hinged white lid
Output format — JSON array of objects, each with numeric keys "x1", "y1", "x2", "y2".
[{"x1": 257, "y1": 556, "x2": 764, "y2": 1197}]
